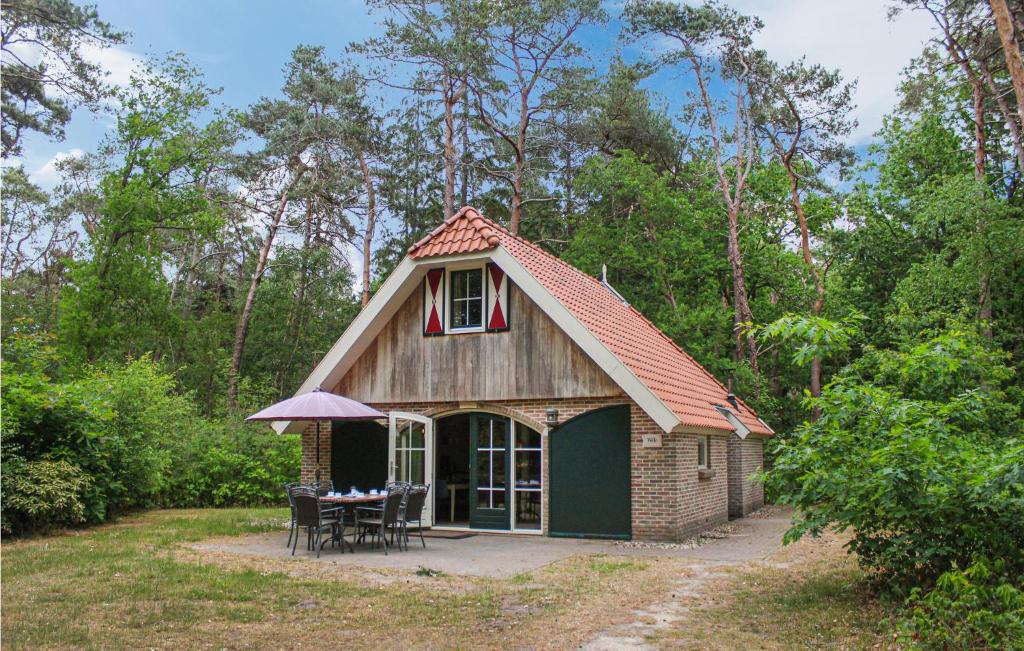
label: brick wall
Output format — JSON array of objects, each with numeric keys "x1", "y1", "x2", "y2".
[
  {"x1": 299, "y1": 421, "x2": 332, "y2": 484},
  {"x1": 727, "y1": 437, "x2": 765, "y2": 518},
  {"x1": 300, "y1": 396, "x2": 745, "y2": 541}
]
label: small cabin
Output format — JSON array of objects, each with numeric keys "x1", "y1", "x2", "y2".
[{"x1": 285, "y1": 207, "x2": 771, "y2": 541}]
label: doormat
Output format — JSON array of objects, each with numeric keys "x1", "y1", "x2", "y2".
[{"x1": 422, "y1": 530, "x2": 477, "y2": 540}]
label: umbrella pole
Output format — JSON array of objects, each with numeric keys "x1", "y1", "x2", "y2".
[{"x1": 314, "y1": 421, "x2": 321, "y2": 482}]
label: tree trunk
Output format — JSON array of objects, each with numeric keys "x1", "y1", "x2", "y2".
[
  {"x1": 726, "y1": 206, "x2": 757, "y2": 372},
  {"x1": 459, "y1": 93, "x2": 470, "y2": 206},
  {"x1": 227, "y1": 178, "x2": 300, "y2": 408},
  {"x1": 443, "y1": 82, "x2": 466, "y2": 219},
  {"x1": 358, "y1": 151, "x2": 377, "y2": 307},
  {"x1": 990, "y1": 0, "x2": 1024, "y2": 126},
  {"x1": 972, "y1": 80, "x2": 987, "y2": 180},
  {"x1": 180, "y1": 238, "x2": 200, "y2": 321},
  {"x1": 510, "y1": 153, "x2": 524, "y2": 235},
  {"x1": 781, "y1": 156, "x2": 826, "y2": 416},
  {"x1": 278, "y1": 207, "x2": 313, "y2": 394},
  {"x1": 510, "y1": 86, "x2": 530, "y2": 236},
  {"x1": 443, "y1": 93, "x2": 457, "y2": 219},
  {"x1": 970, "y1": 80, "x2": 994, "y2": 338}
]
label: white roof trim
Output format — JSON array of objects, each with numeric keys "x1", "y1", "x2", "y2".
[
  {"x1": 277, "y1": 245, "x2": 683, "y2": 434},
  {"x1": 713, "y1": 405, "x2": 752, "y2": 439}
]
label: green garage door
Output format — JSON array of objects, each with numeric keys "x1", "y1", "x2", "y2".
[{"x1": 549, "y1": 405, "x2": 631, "y2": 539}]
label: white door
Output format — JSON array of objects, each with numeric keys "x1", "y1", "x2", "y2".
[{"x1": 388, "y1": 412, "x2": 434, "y2": 526}]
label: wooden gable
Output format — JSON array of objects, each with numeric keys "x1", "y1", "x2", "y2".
[{"x1": 333, "y1": 282, "x2": 623, "y2": 403}]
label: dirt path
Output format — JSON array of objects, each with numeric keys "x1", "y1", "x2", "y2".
[{"x1": 581, "y1": 507, "x2": 793, "y2": 650}]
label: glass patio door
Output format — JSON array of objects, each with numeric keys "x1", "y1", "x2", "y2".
[
  {"x1": 469, "y1": 414, "x2": 511, "y2": 530},
  {"x1": 388, "y1": 412, "x2": 434, "y2": 526}
]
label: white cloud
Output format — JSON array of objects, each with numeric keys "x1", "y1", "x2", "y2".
[
  {"x1": 1, "y1": 36, "x2": 142, "y2": 95},
  {"x1": 729, "y1": 0, "x2": 936, "y2": 143},
  {"x1": 83, "y1": 43, "x2": 144, "y2": 89},
  {"x1": 30, "y1": 148, "x2": 84, "y2": 186}
]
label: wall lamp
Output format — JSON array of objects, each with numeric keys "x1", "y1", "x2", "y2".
[{"x1": 545, "y1": 408, "x2": 560, "y2": 427}]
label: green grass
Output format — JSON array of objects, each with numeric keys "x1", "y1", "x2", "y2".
[
  {"x1": 0, "y1": 509, "x2": 503, "y2": 649},
  {"x1": 588, "y1": 558, "x2": 648, "y2": 575},
  {"x1": 2, "y1": 510, "x2": 895, "y2": 650}
]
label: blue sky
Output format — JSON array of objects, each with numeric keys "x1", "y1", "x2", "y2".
[{"x1": 13, "y1": 0, "x2": 936, "y2": 189}]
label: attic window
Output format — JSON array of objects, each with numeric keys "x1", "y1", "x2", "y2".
[
  {"x1": 714, "y1": 405, "x2": 751, "y2": 439},
  {"x1": 449, "y1": 268, "x2": 483, "y2": 330}
]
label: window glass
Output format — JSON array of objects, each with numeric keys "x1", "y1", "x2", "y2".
[
  {"x1": 515, "y1": 423, "x2": 541, "y2": 449},
  {"x1": 450, "y1": 268, "x2": 483, "y2": 328},
  {"x1": 515, "y1": 491, "x2": 541, "y2": 530},
  {"x1": 697, "y1": 435, "x2": 710, "y2": 469}
]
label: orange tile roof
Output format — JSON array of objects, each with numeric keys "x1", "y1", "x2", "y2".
[
  {"x1": 407, "y1": 207, "x2": 773, "y2": 436},
  {"x1": 409, "y1": 208, "x2": 501, "y2": 258}
]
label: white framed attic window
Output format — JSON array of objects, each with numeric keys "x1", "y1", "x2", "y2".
[
  {"x1": 697, "y1": 435, "x2": 711, "y2": 469},
  {"x1": 447, "y1": 267, "x2": 484, "y2": 332}
]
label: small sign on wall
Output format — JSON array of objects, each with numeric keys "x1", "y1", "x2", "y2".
[{"x1": 641, "y1": 433, "x2": 663, "y2": 448}]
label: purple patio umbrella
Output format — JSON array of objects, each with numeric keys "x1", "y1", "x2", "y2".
[{"x1": 246, "y1": 387, "x2": 386, "y2": 481}]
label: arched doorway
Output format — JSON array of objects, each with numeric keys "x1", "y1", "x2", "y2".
[{"x1": 434, "y1": 412, "x2": 542, "y2": 532}]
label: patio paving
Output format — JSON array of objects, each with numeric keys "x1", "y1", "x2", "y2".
[{"x1": 190, "y1": 508, "x2": 792, "y2": 579}]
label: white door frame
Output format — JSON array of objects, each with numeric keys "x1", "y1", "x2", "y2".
[
  {"x1": 430, "y1": 411, "x2": 545, "y2": 535},
  {"x1": 388, "y1": 411, "x2": 434, "y2": 526}
]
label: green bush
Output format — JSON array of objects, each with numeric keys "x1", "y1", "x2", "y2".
[
  {"x1": 766, "y1": 328, "x2": 1024, "y2": 587},
  {"x1": 899, "y1": 557, "x2": 1024, "y2": 650},
  {"x1": 162, "y1": 420, "x2": 299, "y2": 507},
  {"x1": 1, "y1": 460, "x2": 93, "y2": 534},
  {"x1": 0, "y1": 329, "x2": 299, "y2": 535}
]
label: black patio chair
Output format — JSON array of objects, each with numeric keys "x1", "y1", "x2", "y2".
[
  {"x1": 284, "y1": 481, "x2": 302, "y2": 548},
  {"x1": 356, "y1": 489, "x2": 405, "y2": 555},
  {"x1": 357, "y1": 481, "x2": 410, "y2": 518},
  {"x1": 399, "y1": 484, "x2": 430, "y2": 550},
  {"x1": 291, "y1": 487, "x2": 344, "y2": 558},
  {"x1": 311, "y1": 479, "x2": 334, "y2": 496},
  {"x1": 386, "y1": 480, "x2": 412, "y2": 493}
]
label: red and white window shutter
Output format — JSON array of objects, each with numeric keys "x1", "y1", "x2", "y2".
[
  {"x1": 486, "y1": 263, "x2": 510, "y2": 331},
  {"x1": 423, "y1": 268, "x2": 444, "y2": 335}
]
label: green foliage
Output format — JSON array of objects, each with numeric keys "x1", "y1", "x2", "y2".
[
  {"x1": 767, "y1": 328, "x2": 1024, "y2": 587},
  {"x1": 0, "y1": 327, "x2": 297, "y2": 535},
  {"x1": 899, "y1": 557, "x2": 1024, "y2": 650},
  {"x1": 58, "y1": 55, "x2": 234, "y2": 366},
  {"x1": 565, "y1": 152, "x2": 734, "y2": 376},
  {"x1": 0, "y1": 459, "x2": 92, "y2": 534},
  {"x1": 0, "y1": 0, "x2": 128, "y2": 157},
  {"x1": 754, "y1": 313, "x2": 864, "y2": 368},
  {"x1": 162, "y1": 421, "x2": 299, "y2": 508}
]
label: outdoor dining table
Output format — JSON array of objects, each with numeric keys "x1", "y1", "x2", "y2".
[{"x1": 319, "y1": 493, "x2": 386, "y2": 552}]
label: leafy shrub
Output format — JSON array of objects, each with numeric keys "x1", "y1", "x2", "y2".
[
  {"x1": 1, "y1": 460, "x2": 93, "y2": 534},
  {"x1": 162, "y1": 420, "x2": 299, "y2": 507},
  {"x1": 899, "y1": 557, "x2": 1024, "y2": 650},
  {"x1": 1, "y1": 329, "x2": 298, "y2": 535},
  {"x1": 766, "y1": 328, "x2": 1024, "y2": 587}
]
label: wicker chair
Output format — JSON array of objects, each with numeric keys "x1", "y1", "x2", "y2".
[
  {"x1": 291, "y1": 487, "x2": 343, "y2": 558},
  {"x1": 399, "y1": 484, "x2": 430, "y2": 550},
  {"x1": 283, "y1": 482, "x2": 302, "y2": 548},
  {"x1": 358, "y1": 481, "x2": 410, "y2": 519},
  {"x1": 356, "y1": 489, "x2": 405, "y2": 555},
  {"x1": 311, "y1": 479, "x2": 334, "y2": 497}
]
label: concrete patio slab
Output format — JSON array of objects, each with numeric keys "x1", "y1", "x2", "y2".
[{"x1": 190, "y1": 507, "x2": 793, "y2": 579}]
